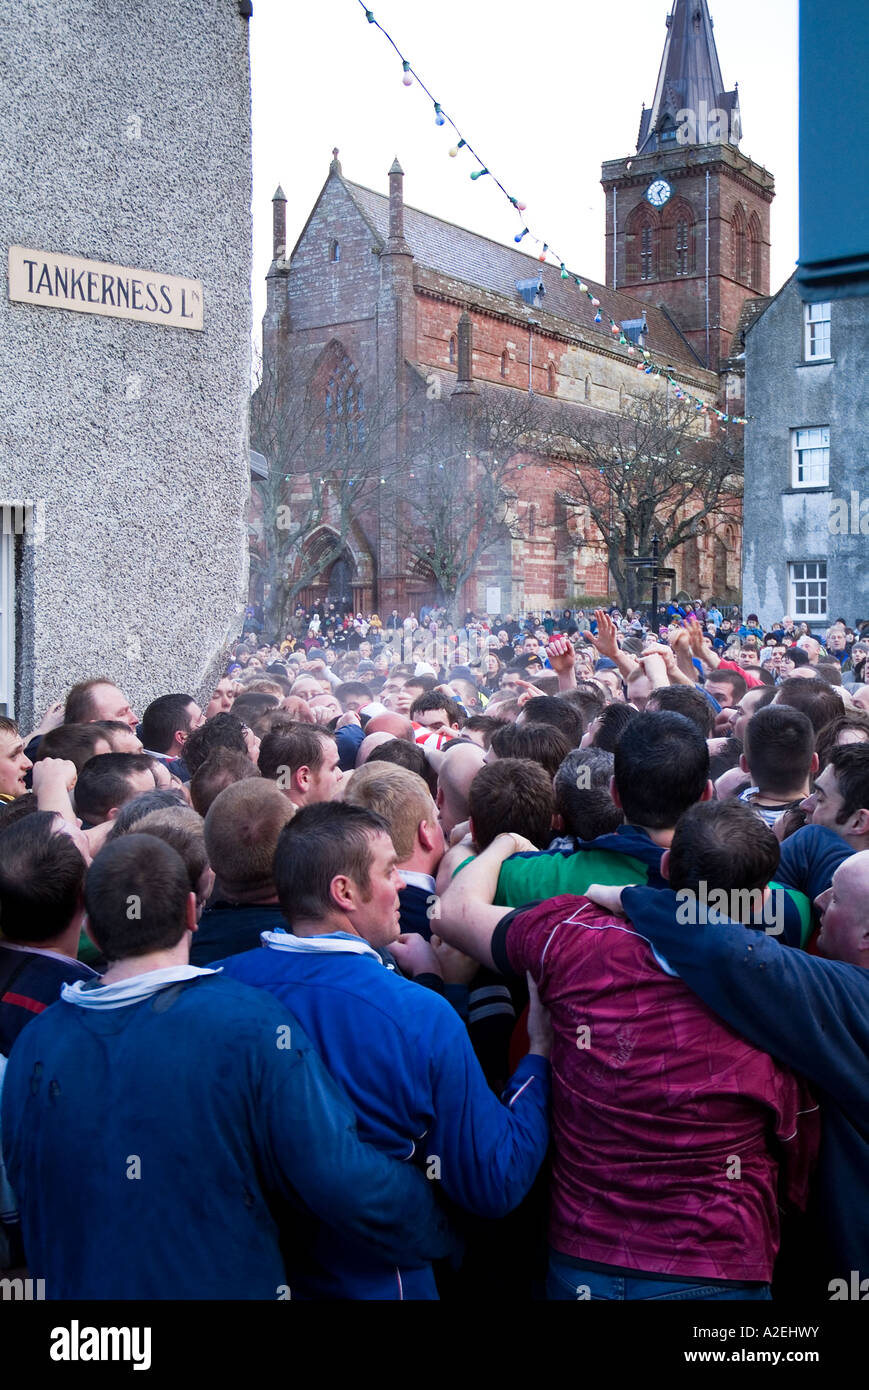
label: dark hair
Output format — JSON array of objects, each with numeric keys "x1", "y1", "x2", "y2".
[
  {"x1": 490, "y1": 722, "x2": 571, "y2": 778},
  {"x1": 335, "y1": 681, "x2": 373, "y2": 709},
  {"x1": 64, "y1": 678, "x2": 113, "y2": 724},
  {"x1": 646, "y1": 685, "x2": 714, "y2": 737},
  {"x1": 461, "y1": 715, "x2": 504, "y2": 749},
  {"x1": 774, "y1": 677, "x2": 842, "y2": 736},
  {"x1": 518, "y1": 696, "x2": 583, "y2": 747},
  {"x1": 469, "y1": 759, "x2": 554, "y2": 851},
  {"x1": 118, "y1": 807, "x2": 209, "y2": 896},
  {"x1": 183, "y1": 713, "x2": 248, "y2": 775},
  {"x1": 668, "y1": 800, "x2": 779, "y2": 902},
  {"x1": 258, "y1": 724, "x2": 332, "y2": 782},
  {"x1": 0, "y1": 792, "x2": 39, "y2": 832},
  {"x1": 815, "y1": 711, "x2": 869, "y2": 770},
  {"x1": 828, "y1": 744, "x2": 869, "y2": 823},
  {"x1": 589, "y1": 702, "x2": 639, "y2": 752},
  {"x1": 815, "y1": 661, "x2": 843, "y2": 687},
  {"x1": 409, "y1": 689, "x2": 465, "y2": 728},
  {"x1": 613, "y1": 712, "x2": 710, "y2": 829},
  {"x1": 273, "y1": 802, "x2": 390, "y2": 924},
  {"x1": 553, "y1": 749, "x2": 622, "y2": 841},
  {"x1": 743, "y1": 706, "x2": 815, "y2": 797},
  {"x1": 190, "y1": 748, "x2": 261, "y2": 817},
  {"x1": 230, "y1": 692, "x2": 281, "y2": 728},
  {"x1": 32, "y1": 722, "x2": 111, "y2": 773},
  {"x1": 74, "y1": 753, "x2": 156, "y2": 825},
  {"x1": 709, "y1": 736, "x2": 744, "y2": 781},
  {"x1": 0, "y1": 812, "x2": 86, "y2": 942},
  {"x1": 706, "y1": 669, "x2": 747, "y2": 704},
  {"x1": 106, "y1": 787, "x2": 189, "y2": 838},
  {"x1": 557, "y1": 685, "x2": 606, "y2": 732},
  {"x1": 403, "y1": 674, "x2": 438, "y2": 695},
  {"x1": 84, "y1": 834, "x2": 192, "y2": 961},
  {"x1": 140, "y1": 693, "x2": 197, "y2": 755},
  {"x1": 366, "y1": 738, "x2": 437, "y2": 795}
]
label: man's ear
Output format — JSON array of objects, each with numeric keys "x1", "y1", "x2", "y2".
[
  {"x1": 809, "y1": 751, "x2": 820, "y2": 777},
  {"x1": 176, "y1": 728, "x2": 188, "y2": 747},
  {"x1": 435, "y1": 785, "x2": 445, "y2": 811},
  {"x1": 551, "y1": 811, "x2": 564, "y2": 832},
  {"x1": 739, "y1": 753, "x2": 749, "y2": 775},
  {"x1": 185, "y1": 892, "x2": 198, "y2": 936},
  {"x1": 296, "y1": 765, "x2": 311, "y2": 792},
  {"x1": 609, "y1": 775, "x2": 623, "y2": 811},
  {"x1": 852, "y1": 807, "x2": 869, "y2": 840},
  {"x1": 418, "y1": 818, "x2": 438, "y2": 853},
  {"x1": 329, "y1": 872, "x2": 356, "y2": 913},
  {"x1": 700, "y1": 779, "x2": 715, "y2": 803},
  {"x1": 659, "y1": 848, "x2": 670, "y2": 881}
]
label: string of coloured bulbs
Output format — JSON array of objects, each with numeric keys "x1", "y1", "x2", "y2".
[{"x1": 358, "y1": 1, "x2": 748, "y2": 426}]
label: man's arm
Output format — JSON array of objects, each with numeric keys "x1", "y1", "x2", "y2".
[
  {"x1": 587, "y1": 608, "x2": 639, "y2": 683},
  {"x1": 32, "y1": 759, "x2": 78, "y2": 825},
  {"x1": 619, "y1": 885, "x2": 869, "y2": 1112},
  {"x1": 439, "y1": 833, "x2": 535, "y2": 969},
  {"x1": 260, "y1": 1008, "x2": 457, "y2": 1266}
]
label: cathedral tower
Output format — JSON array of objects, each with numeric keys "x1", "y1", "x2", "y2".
[{"x1": 601, "y1": 0, "x2": 774, "y2": 370}]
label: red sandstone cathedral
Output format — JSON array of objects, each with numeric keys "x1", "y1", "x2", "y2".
[{"x1": 252, "y1": 0, "x2": 773, "y2": 623}]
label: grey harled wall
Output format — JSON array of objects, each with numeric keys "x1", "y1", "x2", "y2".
[
  {"x1": 0, "y1": 1, "x2": 252, "y2": 726},
  {"x1": 742, "y1": 277, "x2": 869, "y2": 629}
]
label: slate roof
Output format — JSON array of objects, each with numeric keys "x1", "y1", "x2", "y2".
[
  {"x1": 637, "y1": 0, "x2": 739, "y2": 154},
  {"x1": 341, "y1": 176, "x2": 706, "y2": 373}
]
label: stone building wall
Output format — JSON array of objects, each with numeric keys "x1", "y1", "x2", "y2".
[{"x1": 0, "y1": 0, "x2": 252, "y2": 725}]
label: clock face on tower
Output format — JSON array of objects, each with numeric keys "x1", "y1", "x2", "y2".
[{"x1": 646, "y1": 179, "x2": 672, "y2": 208}]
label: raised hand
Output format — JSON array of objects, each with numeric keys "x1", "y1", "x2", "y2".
[{"x1": 587, "y1": 609, "x2": 619, "y2": 662}]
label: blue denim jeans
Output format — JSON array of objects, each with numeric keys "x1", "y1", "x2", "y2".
[{"x1": 547, "y1": 1254, "x2": 772, "y2": 1301}]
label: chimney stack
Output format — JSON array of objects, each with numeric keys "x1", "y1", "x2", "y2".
[{"x1": 386, "y1": 157, "x2": 410, "y2": 252}]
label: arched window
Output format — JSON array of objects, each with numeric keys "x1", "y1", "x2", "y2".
[
  {"x1": 584, "y1": 374, "x2": 592, "y2": 402},
  {"x1": 330, "y1": 240, "x2": 340, "y2": 262},
  {"x1": 748, "y1": 212, "x2": 763, "y2": 289},
  {"x1": 323, "y1": 348, "x2": 365, "y2": 454},
  {"x1": 500, "y1": 350, "x2": 508, "y2": 379},
  {"x1": 626, "y1": 206, "x2": 659, "y2": 283},
  {"x1": 527, "y1": 504, "x2": 536, "y2": 537},
  {"x1": 732, "y1": 205, "x2": 748, "y2": 282},
  {"x1": 547, "y1": 363, "x2": 556, "y2": 394},
  {"x1": 449, "y1": 334, "x2": 457, "y2": 366}
]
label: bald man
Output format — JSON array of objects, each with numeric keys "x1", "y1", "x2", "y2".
[
  {"x1": 365, "y1": 713, "x2": 416, "y2": 742},
  {"x1": 436, "y1": 742, "x2": 486, "y2": 840},
  {"x1": 356, "y1": 732, "x2": 398, "y2": 767}
]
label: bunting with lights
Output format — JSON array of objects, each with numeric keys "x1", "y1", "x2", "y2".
[{"x1": 358, "y1": 2, "x2": 748, "y2": 425}]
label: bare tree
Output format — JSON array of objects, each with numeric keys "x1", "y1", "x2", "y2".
[
  {"x1": 547, "y1": 384, "x2": 743, "y2": 610},
  {"x1": 250, "y1": 347, "x2": 404, "y2": 637},
  {"x1": 398, "y1": 385, "x2": 545, "y2": 620}
]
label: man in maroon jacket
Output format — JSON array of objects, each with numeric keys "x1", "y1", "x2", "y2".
[{"x1": 440, "y1": 799, "x2": 819, "y2": 1300}]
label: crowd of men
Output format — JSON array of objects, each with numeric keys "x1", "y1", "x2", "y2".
[{"x1": 0, "y1": 601, "x2": 867, "y2": 1301}]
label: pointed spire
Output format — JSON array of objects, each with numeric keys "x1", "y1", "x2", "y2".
[
  {"x1": 636, "y1": 1, "x2": 740, "y2": 154},
  {"x1": 330, "y1": 148, "x2": 342, "y2": 174},
  {"x1": 385, "y1": 157, "x2": 410, "y2": 254},
  {"x1": 272, "y1": 186, "x2": 286, "y2": 261}
]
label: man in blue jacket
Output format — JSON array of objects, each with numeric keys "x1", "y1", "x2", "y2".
[
  {"x1": 1, "y1": 835, "x2": 456, "y2": 1300},
  {"x1": 219, "y1": 801, "x2": 552, "y2": 1300},
  {"x1": 584, "y1": 849, "x2": 869, "y2": 1295}
]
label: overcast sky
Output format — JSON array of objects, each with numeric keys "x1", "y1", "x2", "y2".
[{"x1": 249, "y1": 0, "x2": 798, "y2": 342}]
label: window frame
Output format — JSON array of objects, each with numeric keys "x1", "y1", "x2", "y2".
[
  {"x1": 791, "y1": 425, "x2": 830, "y2": 488},
  {"x1": 803, "y1": 302, "x2": 832, "y2": 361},
  {"x1": 788, "y1": 561, "x2": 828, "y2": 625}
]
